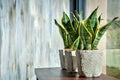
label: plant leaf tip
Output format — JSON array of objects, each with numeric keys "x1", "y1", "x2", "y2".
[
  {"x1": 54, "y1": 19, "x2": 57, "y2": 24},
  {"x1": 96, "y1": 6, "x2": 99, "y2": 10},
  {"x1": 114, "y1": 17, "x2": 119, "y2": 20}
]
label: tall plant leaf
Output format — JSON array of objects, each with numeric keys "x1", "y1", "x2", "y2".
[
  {"x1": 73, "y1": 10, "x2": 83, "y2": 21},
  {"x1": 78, "y1": 38, "x2": 84, "y2": 50},
  {"x1": 62, "y1": 12, "x2": 77, "y2": 43},
  {"x1": 54, "y1": 19, "x2": 72, "y2": 48},
  {"x1": 71, "y1": 36, "x2": 80, "y2": 50},
  {"x1": 85, "y1": 7, "x2": 98, "y2": 28},
  {"x1": 93, "y1": 15, "x2": 102, "y2": 34},
  {"x1": 98, "y1": 14, "x2": 102, "y2": 23},
  {"x1": 62, "y1": 12, "x2": 76, "y2": 33},
  {"x1": 72, "y1": 12, "x2": 79, "y2": 31},
  {"x1": 84, "y1": 7, "x2": 98, "y2": 42},
  {"x1": 83, "y1": 24, "x2": 92, "y2": 49},
  {"x1": 77, "y1": 23, "x2": 84, "y2": 50},
  {"x1": 77, "y1": 22, "x2": 85, "y2": 49},
  {"x1": 92, "y1": 15, "x2": 102, "y2": 42},
  {"x1": 79, "y1": 22, "x2": 92, "y2": 49},
  {"x1": 66, "y1": 34, "x2": 73, "y2": 48},
  {"x1": 92, "y1": 17, "x2": 118, "y2": 49}
]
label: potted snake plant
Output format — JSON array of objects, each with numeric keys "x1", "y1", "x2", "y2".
[{"x1": 54, "y1": 7, "x2": 118, "y2": 77}]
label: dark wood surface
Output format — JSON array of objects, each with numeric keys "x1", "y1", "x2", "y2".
[{"x1": 35, "y1": 67, "x2": 119, "y2": 80}]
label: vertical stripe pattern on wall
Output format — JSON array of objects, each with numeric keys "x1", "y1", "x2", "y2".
[{"x1": 0, "y1": 0, "x2": 70, "y2": 80}]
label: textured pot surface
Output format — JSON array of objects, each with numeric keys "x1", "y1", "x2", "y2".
[
  {"x1": 65, "y1": 50, "x2": 77, "y2": 72},
  {"x1": 59, "y1": 50, "x2": 67, "y2": 69},
  {"x1": 76, "y1": 50, "x2": 103, "y2": 77},
  {"x1": 59, "y1": 49, "x2": 77, "y2": 72}
]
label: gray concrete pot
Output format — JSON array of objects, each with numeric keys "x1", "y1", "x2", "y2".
[
  {"x1": 59, "y1": 49, "x2": 77, "y2": 72},
  {"x1": 59, "y1": 50, "x2": 67, "y2": 69},
  {"x1": 76, "y1": 50, "x2": 103, "y2": 77},
  {"x1": 65, "y1": 50, "x2": 77, "y2": 72}
]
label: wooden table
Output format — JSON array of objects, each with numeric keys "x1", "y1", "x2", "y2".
[{"x1": 35, "y1": 67, "x2": 119, "y2": 80}]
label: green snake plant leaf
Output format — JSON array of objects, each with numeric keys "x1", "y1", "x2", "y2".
[
  {"x1": 79, "y1": 22, "x2": 92, "y2": 49},
  {"x1": 98, "y1": 14, "x2": 102, "y2": 23},
  {"x1": 92, "y1": 17, "x2": 118, "y2": 49},
  {"x1": 72, "y1": 10, "x2": 83, "y2": 21},
  {"x1": 54, "y1": 19, "x2": 72, "y2": 48},
  {"x1": 77, "y1": 22, "x2": 84, "y2": 49},
  {"x1": 114, "y1": 20, "x2": 120, "y2": 27},
  {"x1": 62, "y1": 12, "x2": 76, "y2": 33},
  {"x1": 83, "y1": 24, "x2": 93, "y2": 49},
  {"x1": 85, "y1": 7, "x2": 98, "y2": 29},
  {"x1": 62, "y1": 12, "x2": 77, "y2": 44},
  {"x1": 72, "y1": 11, "x2": 83, "y2": 31},
  {"x1": 93, "y1": 14, "x2": 102, "y2": 34},
  {"x1": 71, "y1": 36, "x2": 80, "y2": 50},
  {"x1": 72, "y1": 12, "x2": 79, "y2": 31},
  {"x1": 78, "y1": 38, "x2": 84, "y2": 50},
  {"x1": 66, "y1": 34, "x2": 73, "y2": 48},
  {"x1": 72, "y1": 20, "x2": 78, "y2": 31},
  {"x1": 84, "y1": 7, "x2": 98, "y2": 42},
  {"x1": 73, "y1": 10, "x2": 83, "y2": 21}
]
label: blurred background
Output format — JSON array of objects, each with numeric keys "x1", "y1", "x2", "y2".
[
  {"x1": 106, "y1": 0, "x2": 120, "y2": 79},
  {"x1": 0, "y1": 0, "x2": 120, "y2": 80}
]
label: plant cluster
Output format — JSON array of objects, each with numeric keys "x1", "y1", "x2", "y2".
[{"x1": 55, "y1": 7, "x2": 118, "y2": 50}]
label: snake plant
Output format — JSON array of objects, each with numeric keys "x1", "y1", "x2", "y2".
[{"x1": 55, "y1": 7, "x2": 118, "y2": 50}]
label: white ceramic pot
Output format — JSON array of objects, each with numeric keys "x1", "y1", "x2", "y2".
[{"x1": 76, "y1": 50, "x2": 103, "y2": 77}]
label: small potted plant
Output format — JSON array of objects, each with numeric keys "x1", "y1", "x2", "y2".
[{"x1": 54, "y1": 7, "x2": 118, "y2": 77}]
